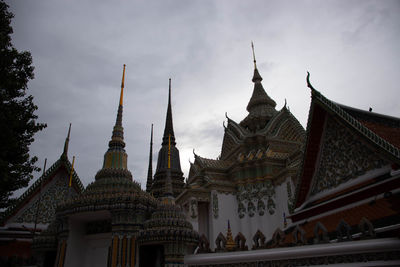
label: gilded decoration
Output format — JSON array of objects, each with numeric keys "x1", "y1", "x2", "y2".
[
  {"x1": 311, "y1": 118, "x2": 387, "y2": 195},
  {"x1": 236, "y1": 180, "x2": 275, "y2": 218}
]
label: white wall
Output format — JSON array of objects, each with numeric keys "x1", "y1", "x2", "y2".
[
  {"x1": 207, "y1": 178, "x2": 292, "y2": 250},
  {"x1": 83, "y1": 233, "x2": 110, "y2": 267}
]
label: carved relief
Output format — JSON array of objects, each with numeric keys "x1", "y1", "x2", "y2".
[
  {"x1": 212, "y1": 192, "x2": 219, "y2": 219},
  {"x1": 236, "y1": 180, "x2": 276, "y2": 218},
  {"x1": 287, "y1": 181, "x2": 295, "y2": 214},
  {"x1": 247, "y1": 201, "x2": 255, "y2": 217},
  {"x1": 359, "y1": 217, "x2": 375, "y2": 239},
  {"x1": 238, "y1": 202, "x2": 245, "y2": 219},
  {"x1": 293, "y1": 225, "x2": 306, "y2": 245},
  {"x1": 313, "y1": 222, "x2": 329, "y2": 244},
  {"x1": 312, "y1": 118, "x2": 387, "y2": 195},
  {"x1": 198, "y1": 234, "x2": 211, "y2": 253},
  {"x1": 252, "y1": 230, "x2": 266, "y2": 250},
  {"x1": 215, "y1": 232, "x2": 227, "y2": 252},
  {"x1": 234, "y1": 232, "x2": 248, "y2": 251},
  {"x1": 267, "y1": 198, "x2": 275, "y2": 215},
  {"x1": 257, "y1": 199, "x2": 265, "y2": 216},
  {"x1": 336, "y1": 219, "x2": 352, "y2": 241},
  {"x1": 190, "y1": 198, "x2": 198, "y2": 219},
  {"x1": 271, "y1": 228, "x2": 285, "y2": 247}
]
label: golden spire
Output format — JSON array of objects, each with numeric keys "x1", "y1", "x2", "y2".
[
  {"x1": 69, "y1": 156, "x2": 75, "y2": 187},
  {"x1": 251, "y1": 41, "x2": 257, "y2": 69},
  {"x1": 119, "y1": 64, "x2": 126, "y2": 106},
  {"x1": 225, "y1": 220, "x2": 236, "y2": 251},
  {"x1": 168, "y1": 134, "x2": 171, "y2": 169}
]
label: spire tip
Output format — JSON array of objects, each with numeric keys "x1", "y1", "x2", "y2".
[{"x1": 251, "y1": 41, "x2": 257, "y2": 69}]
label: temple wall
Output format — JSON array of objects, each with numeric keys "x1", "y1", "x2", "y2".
[
  {"x1": 83, "y1": 233, "x2": 110, "y2": 267},
  {"x1": 64, "y1": 219, "x2": 86, "y2": 267},
  {"x1": 207, "y1": 178, "x2": 292, "y2": 250}
]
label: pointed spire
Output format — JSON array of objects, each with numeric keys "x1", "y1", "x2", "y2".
[
  {"x1": 146, "y1": 124, "x2": 153, "y2": 192},
  {"x1": 245, "y1": 42, "x2": 276, "y2": 114},
  {"x1": 62, "y1": 123, "x2": 71, "y2": 158},
  {"x1": 100, "y1": 64, "x2": 129, "y2": 171},
  {"x1": 108, "y1": 64, "x2": 126, "y2": 149},
  {"x1": 251, "y1": 42, "x2": 263, "y2": 83},
  {"x1": 162, "y1": 78, "x2": 176, "y2": 146},
  {"x1": 240, "y1": 43, "x2": 277, "y2": 131}
]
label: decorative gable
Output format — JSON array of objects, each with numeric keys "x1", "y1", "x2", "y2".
[
  {"x1": 310, "y1": 117, "x2": 388, "y2": 196},
  {"x1": 13, "y1": 170, "x2": 79, "y2": 224}
]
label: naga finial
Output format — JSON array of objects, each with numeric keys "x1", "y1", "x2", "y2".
[{"x1": 306, "y1": 71, "x2": 316, "y2": 91}]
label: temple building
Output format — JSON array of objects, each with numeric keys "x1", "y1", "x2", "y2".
[
  {"x1": 1, "y1": 45, "x2": 400, "y2": 267},
  {"x1": 183, "y1": 72, "x2": 400, "y2": 266},
  {"x1": 176, "y1": 45, "x2": 306, "y2": 250},
  {"x1": 0, "y1": 125, "x2": 84, "y2": 266},
  {"x1": 32, "y1": 65, "x2": 197, "y2": 267}
]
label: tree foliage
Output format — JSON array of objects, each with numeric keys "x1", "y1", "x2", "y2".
[{"x1": 0, "y1": 1, "x2": 46, "y2": 209}]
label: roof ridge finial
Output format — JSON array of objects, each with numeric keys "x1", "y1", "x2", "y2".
[
  {"x1": 251, "y1": 41, "x2": 257, "y2": 69},
  {"x1": 119, "y1": 64, "x2": 126, "y2": 106},
  {"x1": 146, "y1": 124, "x2": 154, "y2": 192},
  {"x1": 62, "y1": 123, "x2": 72, "y2": 158}
]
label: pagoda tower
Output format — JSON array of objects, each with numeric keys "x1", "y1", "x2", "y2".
[{"x1": 152, "y1": 78, "x2": 184, "y2": 198}]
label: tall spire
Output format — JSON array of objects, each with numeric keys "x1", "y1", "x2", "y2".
[
  {"x1": 98, "y1": 64, "x2": 130, "y2": 174},
  {"x1": 146, "y1": 124, "x2": 153, "y2": 192},
  {"x1": 62, "y1": 123, "x2": 71, "y2": 158},
  {"x1": 108, "y1": 64, "x2": 126, "y2": 150},
  {"x1": 240, "y1": 43, "x2": 277, "y2": 131},
  {"x1": 162, "y1": 78, "x2": 175, "y2": 146}
]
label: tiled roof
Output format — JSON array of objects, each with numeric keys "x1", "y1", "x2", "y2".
[
  {"x1": 280, "y1": 197, "x2": 399, "y2": 246},
  {"x1": 1, "y1": 156, "x2": 84, "y2": 224},
  {"x1": 195, "y1": 155, "x2": 233, "y2": 170},
  {"x1": 294, "y1": 73, "x2": 400, "y2": 209},
  {"x1": 340, "y1": 104, "x2": 400, "y2": 150}
]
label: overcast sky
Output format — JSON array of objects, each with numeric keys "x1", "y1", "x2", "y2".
[{"x1": 6, "y1": 0, "x2": 400, "y2": 192}]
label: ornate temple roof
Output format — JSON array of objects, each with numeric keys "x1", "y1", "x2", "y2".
[
  {"x1": 0, "y1": 125, "x2": 84, "y2": 225},
  {"x1": 294, "y1": 72, "x2": 400, "y2": 210}
]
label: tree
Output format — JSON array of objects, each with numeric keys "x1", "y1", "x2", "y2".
[{"x1": 0, "y1": 1, "x2": 46, "y2": 210}]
